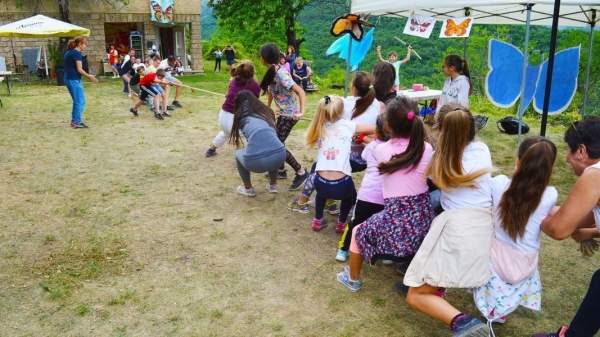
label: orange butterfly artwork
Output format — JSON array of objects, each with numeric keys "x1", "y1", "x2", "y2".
[
  {"x1": 330, "y1": 14, "x2": 372, "y2": 41},
  {"x1": 441, "y1": 18, "x2": 473, "y2": 38}
]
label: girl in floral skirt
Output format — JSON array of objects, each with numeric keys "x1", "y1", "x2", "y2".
[{"x1": 337, "y1": 96, "x2": 434, "y2": 292}]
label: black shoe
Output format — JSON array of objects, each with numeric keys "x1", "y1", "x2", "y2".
[
  {"x1": 167, "y1": 105, "x2": 175, "y2": 111},
  {"x1": 172, "y1": 100, "x2": 183, "y2": 108},
  {"x1": 162, "y1": 111, "x2": 171, "y2": 117},
  {"x1": 130, "y1": 108, "x2": 138, "y2": 116},
  {"x1": 394, "y1": 281, "x2": 409, "y2": 295},
  {"x1": 289, "y1": 171, "x2": 309, "y2": 191},
  {"x1": 153, "y1": 111, "x2": 164, "y2": 120},
  {"x1": 205, "y1": 147, "x2": 217, "y2": 157}
]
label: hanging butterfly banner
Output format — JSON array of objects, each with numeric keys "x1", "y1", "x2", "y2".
[
  {"x1": 150, "y1": 0, "x2": 175, "y2": 25},
  {"x1": 440, "y1": 17, "x2": 473, "y2": 38},
  {"x1": 403, "y1": 15, "x2": 436, "y2": 39}
]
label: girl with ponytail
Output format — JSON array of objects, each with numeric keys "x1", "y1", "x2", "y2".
[
  {"x1": 337, "y1": 96, "x2": 434, "y2": 292},
  {"x1": 63, "y1": 36, "x2": 98, "y2": 128},
  {"x1": 437, "y1": 54, "x2": 472, "y2": 113},
  {"x1": 259, "y1": 43, "x2": 308, "y2": 190},
  {"x1": 473, "y1": 137, "x2": 558, "y2": 325}
]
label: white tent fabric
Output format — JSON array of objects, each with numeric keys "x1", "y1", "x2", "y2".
[
  {"x1": 0, "y1": 14, "x2": 90, "y2": 38},
  {"x1": 352, "y1": 1, "x2": 600, "y2": 27}
]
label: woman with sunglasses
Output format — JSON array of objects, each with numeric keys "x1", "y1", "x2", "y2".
[{"x1": 534, "y1": 117, "x2": 600, "y2": 337}]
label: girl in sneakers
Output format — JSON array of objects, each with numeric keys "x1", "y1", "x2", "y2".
[
  {"x1": 473, "y1": 137, "x2": 558, "y2": 327},
  {"x1": 259, "y1": 43, "x2": 308, "y2": 191},
  {"x1": 205, "y1": 61, "x2": 261, "y2": 157},
  {"x1": 403, "y1": 109, "x2": 494, "y2": 337},
  {"x1": 305, "y1": 96, "x2": 373, "y2": 233},
  {"x1": 335, "y1": 116, "x2": 389, "y2": 262},
  {"x1": 228, "y1": 90, "x2": 286, "y2": 197},
  {"x1": 337, "y1": 96, "x2": 434, "y2": 291}
]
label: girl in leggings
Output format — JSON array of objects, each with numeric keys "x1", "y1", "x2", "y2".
[
  {"x1": 259, "y1": 43, "x2": 308, "y2": 191},
  {"x1": 228, "y1": 90, "x2": 286, "y2": 197}
]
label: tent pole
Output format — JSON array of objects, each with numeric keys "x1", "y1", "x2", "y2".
[
  {"x1": 43, "y1": 44, "x2": 49, "y2": 79},
  {"x1": 344, "y1": 35, "x2": 352, "y2": 98},
  {"x1": 540, "y1": 0, "x2": 561, "y2": 137},
  {"x1": 463, "y1": 8, "x2": 470, "y2": 60},
  {"x1": 581, "y1": 10, "x2": 596, "y2": 116},
  {"x1": 518, "y1": 4, "x2": 533, "y2": 141},
  {"x1": 10, "y1": 38, "x2": 17, "y2": 70}
]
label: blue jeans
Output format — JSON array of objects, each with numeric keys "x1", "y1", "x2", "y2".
[{"x1": 65, "y1": 79, "x2": 85, "y2": 124}]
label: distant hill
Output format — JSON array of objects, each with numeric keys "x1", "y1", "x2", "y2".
[{"x1": 201, "y1": 0, "x2": 216, "y2": 39}]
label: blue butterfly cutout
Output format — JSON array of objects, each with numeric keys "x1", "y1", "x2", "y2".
[
  {"x1": 326, "y1": 28, "x2": 374, "y2": 71},
  {"x1": 485, "y1": 39, "x2": 580, "y2": 115}
]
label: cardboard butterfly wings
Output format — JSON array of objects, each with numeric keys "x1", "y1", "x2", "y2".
[
  {"x1": 330, "y1": 14, "x2": 372, "y2": 41},
  {"x1": 485, "y1": 39, "x2": 580, "y2": 115},
  {"x1": 327, "y1": 14, "x2": 375, "y2": 70}
]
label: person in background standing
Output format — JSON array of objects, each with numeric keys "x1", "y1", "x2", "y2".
[
  {"x1": 63, "y1": 36, "x2": 98, "y2": 129},
  {"x1": 108, "y1": 45, "x2": 119, "y2": 78},
  {"x1": 224, "y1": 45, "x2": 235, "y2": 70},
  {"x1": 214, "y1": 48, "x2": 223, "y2": 72}
]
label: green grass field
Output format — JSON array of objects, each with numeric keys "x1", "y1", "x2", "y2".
[{"x1": 0, "y1": 71, "x2": 596, "y2": 337}]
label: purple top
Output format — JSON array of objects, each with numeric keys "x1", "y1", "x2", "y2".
[{"x1": 222, "y1": 78, "x2": 261, "y2": 112}]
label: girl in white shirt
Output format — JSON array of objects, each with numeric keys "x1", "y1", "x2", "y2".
[
  {"x1": 437, "y1": 55, "x2": 471, "y2": 113},
  {"x1": 474, "y1": 137, "x2": 558, "y2": 326},
  {"x1": 305, "y1": 96, "x2": 372, "y2": 233}
]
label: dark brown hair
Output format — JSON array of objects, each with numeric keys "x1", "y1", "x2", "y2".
[
  {"x1": 375, "y1": 116, "x2": 389, "y2": 142},
  {"x1": 564, "y1": 117, "x2": 600, "y2": 159},
  {"x1": 259, "y1": 43, "x2": 280, "y2": 95},
  {"x1": 231, "y1": 60, "x2": 255, "y2": 84},
  {"x1": 372, "y1": 62, "x2": 396, "y2": 103},
  {"x1": 378, "y1": 96, "x2": 426, "y2": 174},
  {"x1": 445, "y1": 54, "x2": 472, "y2": 95},
  {"x1": 155, "y1": 68, "x2": 166, "y2": 77},
  {"x1": 352, "y1": 71, "x2": 376, "y2": 119},
  {"x1": 228, "y1": 90, "x2": 276, "y2": 147},
  {"x1": 499, "y1": 137, "x2": 557, "y2": 241}
]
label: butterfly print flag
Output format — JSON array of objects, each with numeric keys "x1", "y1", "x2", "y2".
[
  {"x1": 440, "y1": 17, "x2": 473, "y2": 38},
  {"x1": 403, "y1": 15, "x2": 436, "y2": 39},
  {"x1": 485, "y1": 39, "x2": 580, "y2": 115},
  {"x1": 150, "y1": 0, "x2": 175, "y2": 25}
]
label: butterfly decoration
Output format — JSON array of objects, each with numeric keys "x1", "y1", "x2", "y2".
[
  {"x1": 440, "y1": 18, "x2": 473, "y2": 38},
  {"x1": 403, "y1": 15, "x2": 436, "y2": 39},
  {"x1": 150, "y1": 0, "x2": 175, "y2": 24},
  {"x1": 485, "y1": 39, "x2": 580, "y2": 115},
  {"x1": 323, "y1": 147, "x2": 340, "y2": 161},
  {"x1": 330, "y1": 14, "x2": 372, "y2": 41},
  {"x1": 326, "y1": 28, "x2": 374, "y2": 71}
]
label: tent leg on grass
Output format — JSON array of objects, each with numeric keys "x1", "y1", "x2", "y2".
[
  {"x1": 344, "y1": 36, "x2": 353, "y2": 98},
  {"x1": 517, "y1": 4, "x2": 533, "y2": 141},
  {"x1": 581, "y1": 9, "x2": 596, "y2": 116},
  {"x1": 540, "y1": 0, "x2": 561, "y2": 137}
]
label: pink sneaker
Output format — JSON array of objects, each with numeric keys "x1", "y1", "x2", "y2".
[
  {"x1": 435, "y1": 288, "x2": 446, "y2": 297},
  {"x1": 335, "y1": 221, "x2": 346, "y2": 234},
  {"x1": 311, "y1": 218, "x2": 327, "y2": 231}
]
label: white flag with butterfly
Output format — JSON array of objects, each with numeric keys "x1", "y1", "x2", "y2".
[{"x1": 403, "y1": 15, "x2": 436, "y2": 39}]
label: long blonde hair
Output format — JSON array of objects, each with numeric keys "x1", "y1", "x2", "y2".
[
  {"x1": 306, "y1": 95, "x2": 344, "y2": 148},
  {"x1": 427, "y1": 109, "x2": 488, "y2": 191}
]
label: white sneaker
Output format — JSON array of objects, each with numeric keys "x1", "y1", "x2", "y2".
[
  {"x1": 266, "y1": 183, "x2": 278, "y2": 194},
  {"x1": 236, "y1": 185, "x2": 256, "y2": 197},
  {"x1": 381, "y1": 259, "x2": 394, "y2": 265}
]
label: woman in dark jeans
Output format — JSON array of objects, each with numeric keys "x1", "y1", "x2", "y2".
[{"x1": 534, "y1": 117, "x2": 600, "y2": 337}]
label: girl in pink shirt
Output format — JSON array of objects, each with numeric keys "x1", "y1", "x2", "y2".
[
  {"x1": 336, "y1": 117, "x2": 389, "y2": 262},
  {"x1": 337, "y1": 96, "x2": 435, "y2": 292}
]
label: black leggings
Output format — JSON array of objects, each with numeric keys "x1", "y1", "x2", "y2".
[
  {"x1": 276, "y1": 115, "x2": 302, "y2": 173},
  {"x1": 340, "y1": 199, "x2": 384, "y2": 251},
  {"x1": 314, "y1": 174, "x2": 356, "y2": 222},
  {"x1": 566, "y1": 269, "x2": 600, "y2": 337},
  {"x1": 214, "y1": 58, "x2": 221, "y2": 71}
]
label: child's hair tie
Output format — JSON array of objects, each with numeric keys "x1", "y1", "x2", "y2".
[
  {"x1": 407, "y1": 111, "x2": 415, "y2": 121},
  {"x1": 324, "y1": 95, "x2": 331, "y2": 104}
]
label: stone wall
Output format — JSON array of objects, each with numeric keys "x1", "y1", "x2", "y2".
[{"x1": 0, "y1": 0, "x2": 203, "y2": 74}]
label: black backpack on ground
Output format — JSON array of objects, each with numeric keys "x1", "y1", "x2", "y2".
[{"x1": 497, "y1": 116, "x2": 529, "y2": 135}]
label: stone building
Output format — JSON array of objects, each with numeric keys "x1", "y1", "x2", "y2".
[{"x1": 0, "y1": 0, "x2": 203, "y2": 74}]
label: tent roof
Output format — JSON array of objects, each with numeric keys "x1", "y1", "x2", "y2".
[
  {"x1": 0, "y1": 14, "x2": 90, "y2": 38},
  {"x1": 351, "y1": 1, "x2": 600, "y2": 27}
]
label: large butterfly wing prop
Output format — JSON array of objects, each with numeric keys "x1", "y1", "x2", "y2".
[
  {"x1": 486, "y1": 39, "x2": 525, "y2": 108},
  {"x1": 533, "y1": 46, "x2": 580, "y2": 115},
  {"x1": 331, "y1": 14, "x2": 371, "y2": 41},
  {"x1": 326, "y1": 28, "x2": 374, "y2": 71}
]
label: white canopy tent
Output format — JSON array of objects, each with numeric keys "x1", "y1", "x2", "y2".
[
  {"x1": 0, "y1": 14, "x2": 90, "y2": 78},
  {"x1": 351, "y1": 0, "x2": 600, "y2": 135}
]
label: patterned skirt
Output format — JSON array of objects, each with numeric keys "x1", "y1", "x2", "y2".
[{"x1": 356, "y1": 192, "x2": 434, "y2": 264}]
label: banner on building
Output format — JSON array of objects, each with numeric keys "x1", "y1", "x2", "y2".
[{"x1": 150, "y1": 0, "x2": 175, "y2": 25}]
